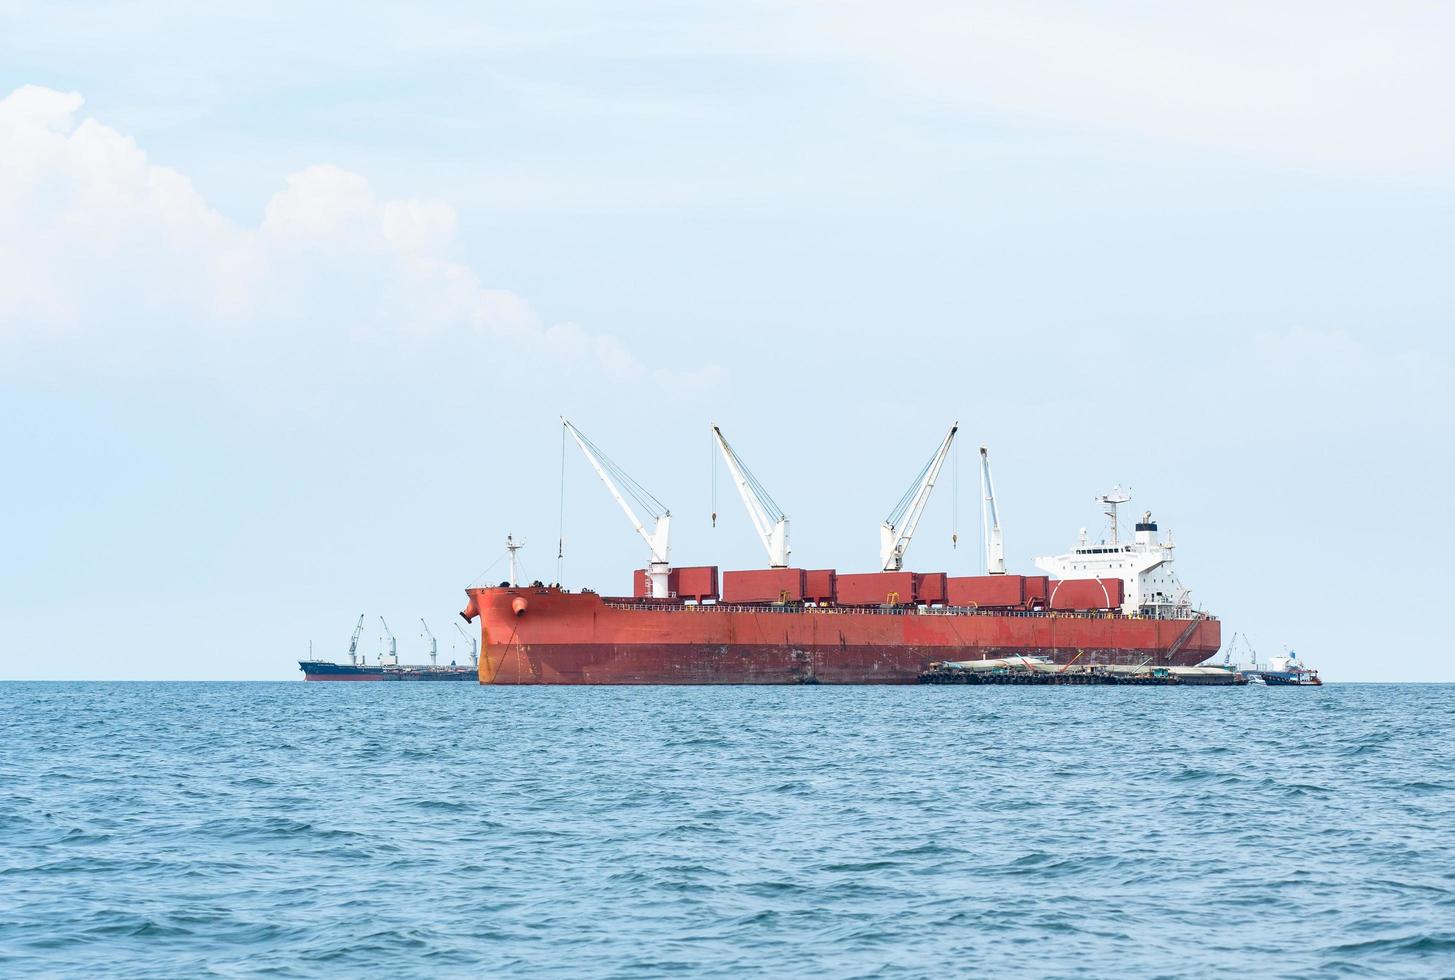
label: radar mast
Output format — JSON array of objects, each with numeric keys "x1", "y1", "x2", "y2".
[{"x1": 1098, "y1": 486, "x2": 1132, "y2": 544}]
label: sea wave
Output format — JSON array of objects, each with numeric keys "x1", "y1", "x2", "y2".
[{"x1": 1, "y1": 681, "x2": 1451, "y2": 977}]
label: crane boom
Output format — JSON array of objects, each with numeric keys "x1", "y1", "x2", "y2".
[
  {"x1": 420, "y1": 618, "x2": 437, "y2": 667},
  {"x1": 880, "y1": 423, "x2": 958, "y2": 571},
  {"x1": 347, "y1": 613, "x2": 364, "y2": 666},
  {"x1": 454, "y1": 621, "x2": 478, "y2": 666},
  {"x1": 562, "y1": 417, "x2": 672, "y2": 597},
  {"x1": 980, "y1": 446, "x2": 1005, "y2": 575},
  {"x1": 711, "y1": 425, "x2": 789, "y2": 567},
  {"x1": 378, "y1": 616, "x2": 397, "y2": 666}
]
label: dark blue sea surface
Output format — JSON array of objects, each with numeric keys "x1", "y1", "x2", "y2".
[{"x1": 3, "y1": 683, "x2": 1453, "y2": 978}]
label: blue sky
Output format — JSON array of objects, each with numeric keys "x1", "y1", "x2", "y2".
[{"x1": 2, "y1": 2, "x2": 1451, "y2": 680}]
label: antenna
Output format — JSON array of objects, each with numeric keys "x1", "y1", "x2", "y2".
[
  {"x1": 1098, "y1": 486, "x2": 1132, "y2": 545},
  {"x1": 505, "y1": 535, "x2": 525, "y2": 588}
]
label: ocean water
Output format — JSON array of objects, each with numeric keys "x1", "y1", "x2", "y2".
[{"x1": 2, "y1": 683, "x2": 1452, "y2": 978}]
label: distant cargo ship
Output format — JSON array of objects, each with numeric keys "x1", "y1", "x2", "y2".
[
  {"x1": 460, "y1": 421, "x2": 1221, "y2": 685},
  {"x1": 299, "y1": 615, "x2": 477, "y2": 681},
  {"x1": 298, "y1": 661, "x2": 477, "y2": 681}
]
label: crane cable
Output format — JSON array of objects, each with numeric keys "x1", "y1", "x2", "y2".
[
  {"x1": 884, "y1": 447, "x2": 937, "y2": 529},
  {"x1": 557, "y1": 423, "x2": 567, "y2": 585},
  {"x1": 716, "y1": 431, "x2": 784, "y2": 522},
  {"x1": 467, "y1": 549, "x2": 508, "y2": 587},
  {"x1": 569, "y1": 423, "x2": 669, "y2": 519},
  {"x1": 952, "y1": 438, "x2": 959, "y2": 549}
]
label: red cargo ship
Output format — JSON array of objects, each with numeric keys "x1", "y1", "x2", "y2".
[
  {"x1": 461, "y1": 586, "x2": 1218, "y2": 685},
  {"x1": 460, "y1": 422, "x2": 1221, "y2": 685}
]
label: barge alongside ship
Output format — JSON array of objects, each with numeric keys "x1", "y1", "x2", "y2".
[{"x1": 460, "y1": 421, "x2": 1222, "y2": 685}]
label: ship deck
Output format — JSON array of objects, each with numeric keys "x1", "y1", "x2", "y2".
[{"x1": 598, "y1": 597, "x2": 1215, "y2": 623}]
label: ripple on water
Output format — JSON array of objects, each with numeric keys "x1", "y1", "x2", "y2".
[{"x1": 0, "y1": 682, "x2": 1452, "y2": 978}]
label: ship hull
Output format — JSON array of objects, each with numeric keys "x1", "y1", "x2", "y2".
[
  {"x1": 463, "y1": 588, "x2": 1222, "y2": 685},
  {"x1": 1256, "y1": 672, "x2": 1322, "y2": 687},
  {"x1": 298, "y1": 661, "x2": 476, "y2": 681}
]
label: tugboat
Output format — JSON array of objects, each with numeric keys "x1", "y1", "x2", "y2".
[
  {"x1": 1227, "y1": 633, "x2": 1320, "y2": 685},
  {"x1": 1257, "y1": 649, "x2": 1322, "y2": 686}
]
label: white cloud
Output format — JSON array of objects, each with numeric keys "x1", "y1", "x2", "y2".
[
  {"x1": 262, "y1": 165, "x2": 381, "y2": 247},
  {"x1": 0, "y1": 85, "x2": 721, "y2": 390}
]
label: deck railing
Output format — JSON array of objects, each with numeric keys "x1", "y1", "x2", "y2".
[{"x1": 596, "y1": 599, "x2": 1215, "y2": 623}]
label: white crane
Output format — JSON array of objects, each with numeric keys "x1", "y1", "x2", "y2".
[
  {"x1": 420, "y1": 618, "x2": 437, "y2": 668},
  {"x1": 980, "y1": 446, "x2": 1006, "y2": 575},
  {"x1": 378, "y1": 616, "x2": 398, "y2": 667},
  {"x1": 347, "y1": 613, "x2": 365, "y2": 667},
  {"x1": 454, "y1": 621, "x2": 478, "y2": 667},
  {"x1": 880, "y1": 423, "x2": 958, "y2": 571},
  {"x1": 712, "y1": 425, "x2": 789, "y2": 568},
  {"x1": 562, "y1": 418, "x2": 672, "y2": 598}
]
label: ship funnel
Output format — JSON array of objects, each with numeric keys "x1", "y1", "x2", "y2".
[{"x1": 1134, "y1": 509, "x2": 1158, "y2": 547}]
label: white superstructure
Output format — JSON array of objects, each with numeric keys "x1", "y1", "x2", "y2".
[{"x1": 1033, "y1": 487, "x2": 1193, "y2": 619}]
